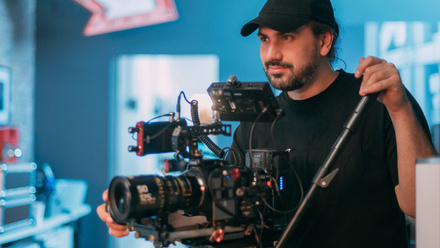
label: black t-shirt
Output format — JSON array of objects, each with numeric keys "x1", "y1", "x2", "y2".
[{"x1": 229, "y1": 70, "x2": 431, "y2": 248}]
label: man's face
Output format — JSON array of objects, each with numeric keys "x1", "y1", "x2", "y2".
[{"x1": 258, "y1": 25, "x2": 321, "y2": 91}]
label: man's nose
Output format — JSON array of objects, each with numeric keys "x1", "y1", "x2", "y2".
[{"x1": 266, "y1": 41, "x2": 283, "y2": 61}]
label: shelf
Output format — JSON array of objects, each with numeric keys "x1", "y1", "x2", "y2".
[{"x1": 0, "y1": 204, "x2": 91, "y2": 244}]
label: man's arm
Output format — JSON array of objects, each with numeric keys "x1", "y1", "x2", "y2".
[{"x1": 355, "y1": 56, "x2": 438, "y2": 218}]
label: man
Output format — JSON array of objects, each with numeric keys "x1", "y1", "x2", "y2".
[
  {"x1": 232, "y1": 0, "x2": 437, "y2": 247},
  {"x1": 98, "y1": 0, "x2": 438, "y2": 247}
]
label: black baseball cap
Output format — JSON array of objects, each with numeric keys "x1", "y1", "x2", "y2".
[{"x1": 241, "y1": 0, "x2": 338, "y2": 37}]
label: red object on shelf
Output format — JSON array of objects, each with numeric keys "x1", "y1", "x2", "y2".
[{"x1": 0, "y1": 127, "x2": 20, "y2": 163}]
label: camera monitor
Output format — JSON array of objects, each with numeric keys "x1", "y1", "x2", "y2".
[{"x1": 207, "y1": 80, "x2": 282, "y2": 122}]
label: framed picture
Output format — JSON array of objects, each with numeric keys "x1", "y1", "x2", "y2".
[{"x1": 0, "y1": 66, "x2": 11, "y2": 125}]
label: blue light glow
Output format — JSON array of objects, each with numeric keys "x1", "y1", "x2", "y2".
[{"x1": 279, "y1": 176, "x2": 284, "y2": 191}]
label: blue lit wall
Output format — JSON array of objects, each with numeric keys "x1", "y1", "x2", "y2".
[
  {"x1": 332, "y1": 0, "x2": 440, "y2": 24},
  {"x1": 364, "y1": 22, "x2": 440, "y2": 127}
]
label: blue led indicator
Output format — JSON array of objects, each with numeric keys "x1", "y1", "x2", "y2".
[{"x1": 279, "y1": 176, "x2": 284, "y2": 190}]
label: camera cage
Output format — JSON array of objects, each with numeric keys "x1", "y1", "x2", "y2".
[{"x1": 108, "y1": 76, "x2": 290, "y2": 248}]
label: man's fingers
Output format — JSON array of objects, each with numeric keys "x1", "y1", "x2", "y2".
[
  {"x1": 97, "y1": 205, "x2": 113, "y2": 225},
  {"x1": 96, "y1": 204, "x2": 108, "y2": 220},
  {"x1": 360, "y1": 63, "x2": 387, "y2": 84},
  {"x1": 361, "y1": 68, "x2": 391, "y2": 90},
  {"x1": 357, "y1": 58, "x2": 400, "y2": 97},
  {"x1": 97, "y1": 203, "x2": 130, "y2": 237},
  {"x1": 355, "y1": 56, "x2": 386, "y2": 78},
  {"x1": 102, "y1": 189, "x2": 109, "y2": 202},
  {"x1": 109, "y1": 228, "x2": 130, "y2": 238},
  {"x1": 98, "y1": 189, "x2": 131, "y2": 238},
  {"x1": 360, "y1": 78, "x2": 391, "y2": 96},
  {"x1": 106, "y1": 221, "x2": 129, "y2": 231}
]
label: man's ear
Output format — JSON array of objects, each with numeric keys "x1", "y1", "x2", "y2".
[{"x1": 319, "y1": 31, "x2": 334, "y2": 57}]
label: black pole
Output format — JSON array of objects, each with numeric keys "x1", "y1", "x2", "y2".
[{"x1": 275, "y1": 95, "x2": 375, "y2": 248}]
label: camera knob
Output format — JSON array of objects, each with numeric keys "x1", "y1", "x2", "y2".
[
  {"x1": 210, "y1": 228, "x2": 225, "y2": 243},
  {"x1": 128, "y1": 146, "x2": 139, "y2": 152},
  {"x1": 128, "y1": 127, "x2": 138, "y2": 134}
]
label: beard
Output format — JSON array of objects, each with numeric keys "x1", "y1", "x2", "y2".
[{"x1": 264, "y1": 49, "x2": 320, "y2": 92}]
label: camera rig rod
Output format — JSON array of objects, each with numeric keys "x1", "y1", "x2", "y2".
[
  {"x1": 275, "y1": 95, "x2": 375, "y2": 248},
  {"x1": 133, "y1": 223, "x2": 246, "y2": 246},
  {"x1": 189, "y1": 123, "x2": 231, "y2": 137}
]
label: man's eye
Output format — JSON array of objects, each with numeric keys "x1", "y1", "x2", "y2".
[
  {"x1": 283, "y1": 35, "x2": 291, "y2": 40},
  {"x1": 259, "y1": 36, "x2": 267, "y2": 42}
]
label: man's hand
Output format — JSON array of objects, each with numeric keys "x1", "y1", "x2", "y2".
[
  {"x1": 96, "y1": 189, "x2": 130, "y2": 238},
  {"x1": 355, "y1": 56, "x2": 409, "y2": 113}
]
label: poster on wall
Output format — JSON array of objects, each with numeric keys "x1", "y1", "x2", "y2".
[
  {"x1": 0, "y1": 66, "x2": 11, "y2": 125},
  {"x1": 365, "y1": 21, "x2": 440, "y2": 127},
  {"x1": 74, "y1": 0, "x2": 179, "y2": 36}
]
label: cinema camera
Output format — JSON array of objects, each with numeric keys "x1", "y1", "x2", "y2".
[{"x1": 107, "y1": 76, "x2": 294, "y2": 248}]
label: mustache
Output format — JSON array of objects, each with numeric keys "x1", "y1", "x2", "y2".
[{"x1": 265, "y1": 61, "x2": 293, "y2": 69}]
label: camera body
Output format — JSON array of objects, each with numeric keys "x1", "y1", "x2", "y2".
[
  {"x1": 107, "y1": 79, "x2": 289, "y2": 247},
  {"x1": 109, "y1": 159, "x2": 260, "y2": 247}
]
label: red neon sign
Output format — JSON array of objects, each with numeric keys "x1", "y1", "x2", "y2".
[{"x1": 74, "y1": 0, "x2": 179, "y2": 36}]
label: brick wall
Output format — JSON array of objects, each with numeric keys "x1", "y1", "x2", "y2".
[{"x1": 0, "y1": 0, "x2": 36, "y2": 162}]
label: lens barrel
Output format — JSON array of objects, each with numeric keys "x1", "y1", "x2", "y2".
[{"x1": 108, "y1": 175, "x2": 203, "y2": 224}]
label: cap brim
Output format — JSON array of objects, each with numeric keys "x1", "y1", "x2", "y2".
[
  {"x1": 241, "y1": 14, "x2": 310, "y2": 37},
  {"x1": 240, "y1": 17, "x2": 260, "y2": 37}
]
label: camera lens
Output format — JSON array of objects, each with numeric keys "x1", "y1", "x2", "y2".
[
  {"x1": 114, "y1": 182, "x2": 129, "y2": 214},
  {"x1": 108, "y1": 175, "x2": 204, "y2": 224}
]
